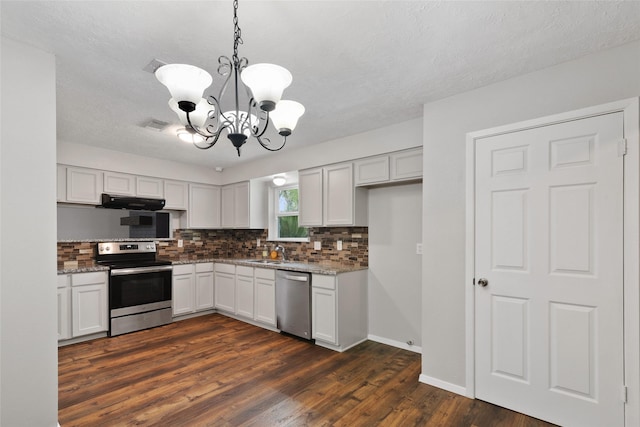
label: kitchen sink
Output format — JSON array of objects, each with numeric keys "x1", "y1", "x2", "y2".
[{"x1": 243, "y1": 259, "x2": 285, "y2": 265}]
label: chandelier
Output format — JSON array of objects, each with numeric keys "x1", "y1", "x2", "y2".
[{"x1": 155, "y1": 0, "x2": 305, "y2": 157}]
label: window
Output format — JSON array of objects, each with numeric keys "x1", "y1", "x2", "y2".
[{"x1": 269, "y1": 185, "x2": 308, "y2": 241}]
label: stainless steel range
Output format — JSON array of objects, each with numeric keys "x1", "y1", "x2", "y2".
[{"x1": 96, "y1": 242, "x2": 173, "y2": 336}]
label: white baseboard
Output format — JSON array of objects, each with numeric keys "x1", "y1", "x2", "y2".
[
  {"x1": 419, "y1": 374, "x2": 467, "y2": 396},
  {"x1": 367, "y1": 334, "x2": 422, "y2": 354}
]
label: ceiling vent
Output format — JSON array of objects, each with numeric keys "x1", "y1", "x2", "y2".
[
  {"x1": 142, "y1": 119, "x2": 170, "y2": 132},
  {"x1": 143, "y1": 58, "x2": 167, "y2": 74}
]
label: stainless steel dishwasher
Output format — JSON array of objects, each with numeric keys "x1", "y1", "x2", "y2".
[{"x1": 275, "y1": 270, "x2": 312, "y2": 340}]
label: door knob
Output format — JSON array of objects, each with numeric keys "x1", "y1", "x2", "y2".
[{"x1": 477, "y1": 278, "x2": 489, "y2": 287}]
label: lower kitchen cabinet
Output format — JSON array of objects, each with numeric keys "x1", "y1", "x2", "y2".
[
  {"x1": 254, "y1": 268, "x2": 276, "y2": 327},
  {"x1": 312, "y1": 270, "x2": 367, "y2": 352},
  {"x1": 57, "y1": 274, "x2": 71, "y2": 340},
  {"x1": 173, "y1": 262, "x2": 215, "y2": 317},
  {"x1": 70, "y1": 271, "x2": 108, "y2": 338},
  {"x1": 214, "y1": 263, "x2": 236, "y2": 313},
  {"x1": 235, "y1": 266, "x2": 254, "y2": 319}
]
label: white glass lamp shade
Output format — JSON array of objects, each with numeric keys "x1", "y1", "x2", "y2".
[
  {"x1": 169, "y1": 98, "x2": 211, "y2": 127},
  {"x1": 241, "y1": 63, "x2": 292, "y2": 111},
  {"x1": 222, "y1": 111, "x2": 258, "y2": 137},
  {"x1": 270, "y1": 100, "x2": 305, "y2": 135},
  {"x1": 272, "y1": 176, "x2": 286, "y2": 186},
  {"x1": 176, "y1": 128, "x2": 205, "y2": 144},
  {"x1": 156, "y1": 64, "x2": 213, "y2": 105}
]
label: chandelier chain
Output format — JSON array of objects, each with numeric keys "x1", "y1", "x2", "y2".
[{"x1": 232, "y1": 0, "x2": 243, "y2": 65}]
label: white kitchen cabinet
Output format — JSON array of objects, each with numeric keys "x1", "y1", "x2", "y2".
[
  {"x1": 214, "y1": 263, "x2": 236, "y2": 313},
  {"x1": 254, "y1": 268, "x2": 276, "y2": 327},
  {"x1": 354, "y1": 156, "x2": 390, "y2": 186},
  {"x1": 57, "y1": 274, "x2": 71, "y2": 341},
  {"x1": 71, "y1": 271, "x2": 108, "y2": 337},
  {"x1": 66, "y1": 167, "x2": 103, "y2": 204},
  {"x1": 172, "y1": 264, "x2": 195, "y2": 316},
  {"x1": 195, "y1": 263, "x2": 215, "y2": 311},
  {"x1": 103, "y1": 171, "x2": 136, "y2": 196},
  {"x1": 57, "y1": 165, "x2": 67, "y2": 202},
  {"x1": 164, "y1": 180, "x2": 188, "y2": 210},
  {"x1": 389, "y1": 147, "x2": 423, "y2": 181},
  {"x1": 221, "y1": 181, "x2": 266, "y2": 229},
  {"x1": 235, "y1": 265, "x2": 254, "y2": 319},
  {"x1": 188, "y1": 183, "x2": 221, "y2": 228},
  {"x1": 299, "y1": 163, "x2": 367, "y2": 227},
  {"x1": 299, "y1": 168, "x2": 324, "y2": 226},
  {"x1": 311, "y1": 270, "x2": 367, "y2": 352},
  {"x1": 136, "y1": 176, "x2": 164, "y2": 198}
]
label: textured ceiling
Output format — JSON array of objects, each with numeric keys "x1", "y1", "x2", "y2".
[{"x1": 2, "y1": 1, "x2": 639, "y2": 169}]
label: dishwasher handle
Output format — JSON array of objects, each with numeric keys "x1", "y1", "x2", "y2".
[{"x1": 283, "y1": 274, "x2": 309, "y2": 282}]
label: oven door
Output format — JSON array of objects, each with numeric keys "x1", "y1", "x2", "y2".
[{"x1": 110, "y1": 265, "x2": 173, "y2": 318}]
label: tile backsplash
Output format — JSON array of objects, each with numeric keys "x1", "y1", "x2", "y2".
[{"x1": 57, "y1": 227, "x2": 368, "y2": 269}]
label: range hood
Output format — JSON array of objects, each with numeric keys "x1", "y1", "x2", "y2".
[{"x1": 100, "y1": 193, "x2": 165, "y2": 211}]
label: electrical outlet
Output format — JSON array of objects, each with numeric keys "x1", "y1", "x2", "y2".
[
  {"x1": 314, "y1": 241, "x2": 321, "y2": 250},
  {"x1": 257, "y1": 238, "x2": 261, "y2": 247},
  {"x1": 337, "y1": 240, "x2": 343, "y2": 251},
  {"x1": 416, "y1": 243, "x2": 423, "y2": 255},
  {"x1": 178, "y1": 239, "x2": 183, "y2": 248}
]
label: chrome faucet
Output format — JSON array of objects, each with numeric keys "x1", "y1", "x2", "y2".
[{"x1": 274, "y1": 244, "x2": 286, "y2": 261}]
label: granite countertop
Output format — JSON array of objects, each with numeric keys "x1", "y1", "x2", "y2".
[{"x1": 58, "y1": 258, "x2": 366, "y2": 275}]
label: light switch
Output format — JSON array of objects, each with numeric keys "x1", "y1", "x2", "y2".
[
  {"x1": 337, "y1": 240, "x2": 343, "y2": 251},
  {"x1": 314, "y1": 241, "x2": 321, "y2": 250},
  {"x1": 178, "y1": 239, "x2": 184, "y2": 248},
  {"x1": 257, "y1": 238, "x2": 261, "y2": 247}
]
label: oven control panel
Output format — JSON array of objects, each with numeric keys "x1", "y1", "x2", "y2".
[{"x1": 98, "y1": 242, "x2": 157, "y2": 255}]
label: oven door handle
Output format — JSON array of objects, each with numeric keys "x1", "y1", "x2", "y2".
[{"x1": 110, "y1": 265, "x2": 173, "y2": 276}]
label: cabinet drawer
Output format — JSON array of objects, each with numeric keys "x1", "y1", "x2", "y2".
[
  {"x1": 57, "y1": 274, "x2": 70, "y2": 288},
  {"x1": 215, "y1": 263, "x2": 235, "y2": 274},
  {"x1": 312, "y1": 274, "x2": 336, "y2": 290},
  {"x1": 71, "y1": 271, "x2": 107, "y2": 287},
  {"x1": 195, "y1": 262, "x2": 214, "y2": 273},
  {"x1": 254, "y1": 267, "x2": 275, "y2": 280},
  {"x1": 236, "y1": 265, "x2": 254, "y2": 277},
  {"x1": 173, "y1": 264, "x2": 194, "y2": 275}
]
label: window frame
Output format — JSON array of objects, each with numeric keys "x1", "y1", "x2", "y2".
[{"x1": 267, "y1": 184, "x2": 309, "y2": 242}]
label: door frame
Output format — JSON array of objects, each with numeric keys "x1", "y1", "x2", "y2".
[{"x1": 464, "y1": 98, "x2": 640, "y2": 426}]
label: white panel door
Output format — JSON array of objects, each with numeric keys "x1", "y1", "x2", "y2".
[{"x1": 474, "y1": 113, "x2": 624, "y2": 426}]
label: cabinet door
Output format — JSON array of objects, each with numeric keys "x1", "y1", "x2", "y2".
[
  {"x1": 164, "y1": 180, "x2": 188, "y2": 210},
  {"x1": 235, "y1": 274, "x2": 254, "y2": 319},
  {"x1": 299, "y1": 168, "x2": 324, "y2": 226},
  {"x1": 390, "y1": 148, "x2": 423, "y2": 181},
  {"x1": 103, "y1": 171, "x2": 136, "y2": 196},
  {"x1": 57, "y1": 165, "x2": 67, "y2": 202},
  {"x1": 188, "y1": 184, "x2": 221, "y2": 228},
  {"x1": 136, "y1": 176, "x2": 164, "y2": 198},
  {"x1": 323, "y1": 163, "x2": 354, "y2": 226},
  {"x1": 254, "y1": 277, "x2": 276, "y2": 326},
  {"x1": 214, "y1": 272, "x2": 235, "y2": 313},
  {"x1": 234, "y1": 182, "x2": 250, "y2": 228},
  {"x1": 195, "y1": 271, "x2": 214, "y2": 311},
  {"x1": 57, "y1": 287, "x2": 71, "y2": 340},
  {"x1": 72, "y1": 283, "x2": 108, "y2": 337},
  {"x1": 220, "y1": 185, "x2": 235, "y2": 228},
  {"x1": 66, "y1": 167, "x2": 103, "y2": 204},
  {"x1": 354, "y1": 156, "x2": 389, "y2": 186},
  {"x1": 172, "y1": 273, "x2": 195, "y2": 316},
  {"x1": 312, "y1": 287, "x2": 337, "y2": 344}
]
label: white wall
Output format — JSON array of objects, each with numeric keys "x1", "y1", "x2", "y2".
[
  {"x1": 58, "y1": 141, "x2": 223, "y2": 185},
  {"x1": 368, "y1": 183, "x2": 422, "y2": 351},
  {"x1": 222, "y1": 118, "x2": 423, "y2": 183},
  {"x1": 1, "y1": 38, "x2": 58, "y2": 426},
  {"x1": 421, "y1": 40, "x2": 640, "y2": 391}
]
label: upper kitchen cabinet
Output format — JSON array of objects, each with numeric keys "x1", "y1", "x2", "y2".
[
  {"x1": 164, "y1": 180, "x2": 188, "y2": 210},
  {"x1": 354, "y1": 147, "x2": 423, "y2": 186},
  {"x1": 187, "y1": 183, "x2": 221, "y2": 229},
  {"x1": 103, "y1": 171, "x2": 136, "y2": 196},
  {"x1": 64, "y1": 166, "x2": 103, "y2": 204},
  {"x1": 299, "y1": 163, "x2": 367, "y2": 227},
  {"x1": 221, "y1": 181, "x2": 266, "y2": 229},
  {"x1": 136, "y1": 176, "x2": 164, "y2": 199}
]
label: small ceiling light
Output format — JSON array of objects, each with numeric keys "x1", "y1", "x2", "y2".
[
  {"x1": 177, "y1": 127, "x2": 205, "y2": 144},
  {"x1": 272, "y1": 176, "x2": 286, "y2": 186},
  {"x1": 155, "y1": 0, "x2": 304, "y2": 157}
]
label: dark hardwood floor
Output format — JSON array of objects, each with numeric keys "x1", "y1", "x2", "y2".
[{"x1": 59, "y1": 314, "x2": 555, "y2": 426}]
